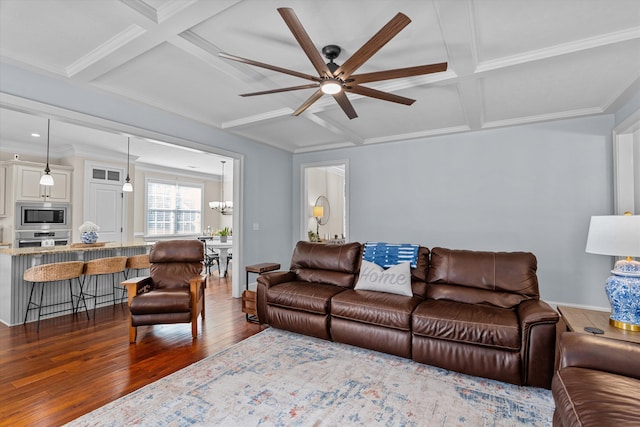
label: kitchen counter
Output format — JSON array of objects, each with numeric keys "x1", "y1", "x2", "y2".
[
  {"x1": 0, "y1": 240, "x2": 153, "y2": 256},
  {"x1": 0, "y1": 240, "x2": 153, "y2": 326}
]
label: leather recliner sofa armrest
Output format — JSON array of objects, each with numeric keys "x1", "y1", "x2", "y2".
[
  {"x1": 518, "y1": 299, "x2": 559, "y2": 327},
  {"x1": 517, "y1": 299, "x2": 560, "y2": 388},
  {"x1": 557, "y1": 332, "x2": 640, "y2": 380},
  {"x1": 256, "y1": 271, "x2": 296, "y2": 289},
  {"x1": 256, "y1": 271, "x2": 295, "y2": 324}
]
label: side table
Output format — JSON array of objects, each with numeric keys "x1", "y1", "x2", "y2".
[
  {"x1": 243, "y1": 263, "x2": 280, "y2": 322},
  {"x1": 557, "y1": 305, "x2": 640, "y2": 344}
]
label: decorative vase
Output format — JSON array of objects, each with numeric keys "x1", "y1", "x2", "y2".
[
  {"x1": 605, "y1": 260, "x2": 640, "y2": 331},
  {"x1": 81, "y1": 231, "x2": 99, "y2": 244},
  {"x1": 220, "y1": 235, "x2": 228, "y2": 243}
]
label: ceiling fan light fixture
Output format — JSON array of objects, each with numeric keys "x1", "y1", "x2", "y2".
[{"x1": 320, "y1": 79, "x2": 342, "y2": 95}]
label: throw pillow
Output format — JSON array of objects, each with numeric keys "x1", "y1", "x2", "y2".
[
  {"x1": 355, "y1": 260, "x2": 413, "y2": 296},
  {"x1": 362, "y1": 242, "x2": 420, "y2": 268}
]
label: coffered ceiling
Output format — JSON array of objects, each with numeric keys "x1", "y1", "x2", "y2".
[{"x1": 1, "y1": 0, "x2": 639, "y2": 155}]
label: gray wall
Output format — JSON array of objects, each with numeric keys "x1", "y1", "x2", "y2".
[{"x1": 294, "y1": 115, "x2": 616, "y2": 309}]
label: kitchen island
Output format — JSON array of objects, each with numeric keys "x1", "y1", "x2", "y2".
[{"x1": 0, "y1": 241, "x2": 153, "y2": 326}]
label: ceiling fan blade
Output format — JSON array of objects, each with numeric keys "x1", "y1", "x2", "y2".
[
  {"x1": 350, "y1": 62, "x2": 448, "y2": 84},
  {"x1": 278, "y1": 8, "x2": 333, "y2": 79},
  {"x1": 346, "y1": 85, "x2": 415, "y2": 106},
  {"x1": 332, "y1": 92, "x2": 358, "y2": 119},
  {"x1": 334, "y1": 13, "x2": 411, "y2": 79},
  {"x1": 219, "y1": 52, "x2": 321, "y2": 82},
  {"x1": 292, "y1": 89, "x2": 324, "y2": 116},
  {"x1": 240, "y1": 84, "x2": 319, "y2": 97}
]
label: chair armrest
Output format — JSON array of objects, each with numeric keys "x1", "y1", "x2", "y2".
[
  {"x1": 189, "y1": 274, "x2": 206, "y2": 302},
  {"x1": 557, "y1": 332, "x2": 640, "y2": 380},
  {"x1": 256, "y1": 271, "x2": 296, "y2": 289},
  {"x1": 122, "y1": 276, "x2": 152, "y2": 306}
]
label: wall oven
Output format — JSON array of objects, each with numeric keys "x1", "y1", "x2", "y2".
[
  {"x1": 15, "y1": 229, "x2": 71, "y2": 248},
  {"x1": 16, "y1": 202, "x2": 70, "y2": 230},
  {"x1": 15, "y1": 203, "x2": 71, "y2": 248}
]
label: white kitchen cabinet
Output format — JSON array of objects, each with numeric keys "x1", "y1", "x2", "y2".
[{"x1": 14, "y1": 163, "x2": 72, "y2": 203}]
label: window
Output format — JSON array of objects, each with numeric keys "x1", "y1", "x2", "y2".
[{"x1": 146, "y1": 180, "x2": 202, "y2": 236}]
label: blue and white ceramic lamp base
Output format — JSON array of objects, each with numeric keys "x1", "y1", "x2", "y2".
[{"x1": 606, "y1": 260, "x2": 640, "y2": 331}]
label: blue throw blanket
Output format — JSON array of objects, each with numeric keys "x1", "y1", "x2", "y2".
[{"x1": 363, "y1": 242, "x2": 420, "y2": 268}]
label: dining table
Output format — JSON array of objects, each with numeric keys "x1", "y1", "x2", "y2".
[{"x1": 197, "y1": 237, "x2": 233, "y2": 277}]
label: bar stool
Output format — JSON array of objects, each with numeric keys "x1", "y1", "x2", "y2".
[
  {"x1": 23, "y1": 261, "x2": 87, "y2": 331},
  {"x1": 82, "y1": 256, "x2": 128, "y2": 316},
  {"x1": 124, "y1": 253, "x2": 151, "y2": 279}
]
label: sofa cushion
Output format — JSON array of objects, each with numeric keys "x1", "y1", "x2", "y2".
[
  {"x1": 552, "y1": 367, "x2": 640, "y2": 426},
  {"x1": 412, "y1": 300, "x2": 521, "y2": 350},
  {"x1": 267, "y1": 281, "x2": 346, "y2": 314},
  {"x1": 426, "y1": 284, "x2": 529, "y2": 309},
  {"x1": 130, "y1": 288, "x2": 191, "y2": 314},
  {"x1": 354, "y1": 260, "x2": 413, "y2": 296},
  {"x1": 290, "y1": 241, "x2": 362, "y2": 288},
  {"x1": 331, "y1": 289, "x2": 423, "y2": 331},
  {"x1": 426, "y1": 247, "x2": 539, "y2": 308}
]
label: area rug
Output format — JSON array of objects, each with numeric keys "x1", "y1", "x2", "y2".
[{"x1": 66, "y1": 328, "x2": 554, "y2": 426}]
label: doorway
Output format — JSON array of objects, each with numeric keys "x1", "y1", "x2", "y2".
[
  {"x1": 84, "y1": 161, "x2": 126, "y2": 243},
  {"x1": 301, "y1": 160, "x2": 349, "y2": 242}
]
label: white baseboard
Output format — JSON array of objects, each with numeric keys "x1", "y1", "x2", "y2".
[{"x1": 546, "y1": 300, "x2": 610, "y2": 313}]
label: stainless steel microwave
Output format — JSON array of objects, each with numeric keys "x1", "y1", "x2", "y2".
[{"x1": 16, "y1": 202, "x2": 70, "y2": 230}]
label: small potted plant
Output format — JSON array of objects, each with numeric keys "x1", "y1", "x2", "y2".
[
  {"x1": 218, "y1": 226, "x2": 230, "y2": 243},
  {"x1": 79, "y1": 221, "x2": 100, "y2": 244}
]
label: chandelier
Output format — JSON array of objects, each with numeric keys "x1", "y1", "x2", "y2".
[{"x1": 209, "y1": 160, "x2": 233, "y2": 215}]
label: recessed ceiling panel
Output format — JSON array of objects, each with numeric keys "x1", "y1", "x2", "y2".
[
  {"x1": 92, "y1": 42, "x2": 285, "y2": 124},
  {"x1": 473, "y1": 0, "x2": 640, "y2": 63},
  {"x1": 229, "y1": 115, "x2": 352, "y2": 152},
  {"x1": 482, "y1": 40, "x2": 640, "y2": 123},
  {"x1": 316, "y1": 83, "x2": 466, "y2": 141},
  {"x1": 0, "y1": 0, "x2": 141, "y2": 74}
]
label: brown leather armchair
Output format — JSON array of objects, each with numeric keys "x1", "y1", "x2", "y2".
[{"x1": 124, "y1": 240, "x2": 205, "y2": 343}]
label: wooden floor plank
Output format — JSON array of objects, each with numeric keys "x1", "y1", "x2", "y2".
[{"x1": 0, "y1": 273, "x2": 265, "y2": 426}]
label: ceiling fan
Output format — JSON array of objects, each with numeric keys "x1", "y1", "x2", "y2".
[{"x1": 219, "y1": 8, "x2": 448, "y2": 120}]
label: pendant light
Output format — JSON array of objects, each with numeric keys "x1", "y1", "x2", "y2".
[
  {"x1": 39, "y1": 119, "x2": 54, "y2": 186},
  {"x1": 208, "y1": 160, "x2": 233, "y2": 215},
  {"x1": 122, "y1": 137, "x2": 133, "y2": 192}
]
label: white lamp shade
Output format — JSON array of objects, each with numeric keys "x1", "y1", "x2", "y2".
[
  {"x1": 313, "y1": 206, "x2": 324, "y2": 218},
  {"x1": 586, "y1": 215, "x2": 640, "y2": 257},
  {"x1": 39, "y1": 173, "x2": 54, "y2": 186},
  {"x1": 122, "y1": 182, "x2": 133, "y2": 192}
]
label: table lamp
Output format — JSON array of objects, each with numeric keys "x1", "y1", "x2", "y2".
[
  {"x1": 313, "y1": 206, "x2": 324, "y2": 237},
  {"x1": 585, "y1": 212, "x2": 640, "y2": 331}
]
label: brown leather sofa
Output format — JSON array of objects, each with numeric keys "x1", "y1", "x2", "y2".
[
  {"x1": 552, "y1": 332, "x2": 640, "y2": 426},
  {"x1": 412, "y1": 247, "x2": 558, "y2": 388},
  {"x1": 257, "y1": 241, "x2": 559, "y2": 388}
]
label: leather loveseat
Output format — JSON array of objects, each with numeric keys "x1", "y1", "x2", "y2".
[
  {"x1": 552, "y1": 332, "x2": 640, "y2": 426},
  {"x1": 257, "y1": 241, "x2": 559, "y2": 388}
]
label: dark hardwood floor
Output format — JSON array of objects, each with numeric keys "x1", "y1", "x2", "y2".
[{"x1": 0, "y1": 273, "x2": 265, "y2": 427}]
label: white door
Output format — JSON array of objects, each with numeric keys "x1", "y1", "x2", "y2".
[{"x1": 87, "y1": 182, "x2": 123, "y2": 243}]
